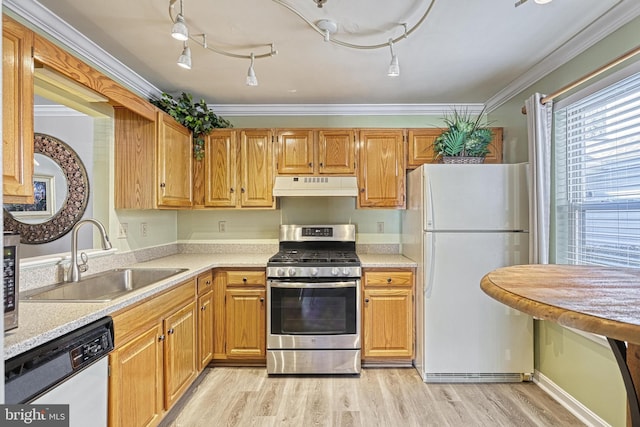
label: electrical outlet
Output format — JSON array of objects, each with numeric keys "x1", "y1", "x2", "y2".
[
  {"x1": 377, "y1": 221, "x2": 384, "y2": 233},
  {"x1": 118, "y1": 223, "x2": 128, "y2": 239},
  {"x1": 140, "y1": 222, "x2": 148, "y2": 237},
  {"x1": 218, "y1": 221, "x2": 226, "y2": 232}
]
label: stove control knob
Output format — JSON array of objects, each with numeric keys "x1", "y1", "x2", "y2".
[
  {"x1": 310, "y1": 268, "x2": 319, "y2": 277},
  {"x1": 331, "y1": 267, "x2": 340, "y2": 276},
  {"x1": 342, "y1": 268, "x2": 350, "y2": 276},
  {"x1": 277, "y1": 268, "x2": 285, "y2": 276},
  {"x1": 288, "y1": 268, "x2": 297, "y2": 277}
]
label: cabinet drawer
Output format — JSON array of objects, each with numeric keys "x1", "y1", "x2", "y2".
[
  {"x1": 227, "y1": 271, "x2": 265, "y2": 287},
  {"x1": 364, "y1": 271, "x2": 413, "y2": 287},
  {"x1": 197, "y1": 271, "x2": 213, "y2": 295}
]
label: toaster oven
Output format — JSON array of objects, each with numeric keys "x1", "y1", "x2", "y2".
[{"x1": 4, "y1": 232, "x2": 20, "y2": 331}]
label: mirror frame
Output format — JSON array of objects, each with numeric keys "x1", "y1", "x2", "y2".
[{"x1": 4, "y1": 133, "x2": 90, "y2": 244}]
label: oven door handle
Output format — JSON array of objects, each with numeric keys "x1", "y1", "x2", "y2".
[{"x1": 268, "y1": 281, "x2": 357, "y2": 289}]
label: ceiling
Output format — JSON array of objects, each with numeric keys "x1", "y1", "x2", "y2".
[{"x1": 14, "y1": 0, "x2": 640, "y2": 107}]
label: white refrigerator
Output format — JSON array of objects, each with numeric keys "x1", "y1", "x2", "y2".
[{"x1": 402, "y1": 163, "x2": 533, "y2": 383}]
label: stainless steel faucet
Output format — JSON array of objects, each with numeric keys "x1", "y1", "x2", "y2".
[{"x1": 68, "y1": 218, "x2": 112, "y2": 282}]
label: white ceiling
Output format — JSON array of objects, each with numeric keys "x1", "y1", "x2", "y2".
[{"x1": 10, "y1": 0, "x2": 640, "y2": 108}]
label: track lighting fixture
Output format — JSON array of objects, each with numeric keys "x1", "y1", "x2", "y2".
[
  {"x1": 246, "y1": 53, "x2": 258, "y2": 86},
  {"x1": 177, "y1": 42, "x2": 192, "y2": 69},
  {"x1": 168, "y1": 0, "x2": 277, "y2": 77},
  {"x1": 387, "y1": 39, "x2": 399, "y2": 77},
  {"x1": 167, "y1": 0, "x2": 435, "y2": 81}
]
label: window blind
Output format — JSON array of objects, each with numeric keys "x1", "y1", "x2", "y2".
[{"x1": 555, "y1": 71, "x2": 640, "y2": 267}]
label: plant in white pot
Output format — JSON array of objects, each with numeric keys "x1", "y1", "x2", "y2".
[{"x1": 434, "y1": 108, "x2": 493, "y2": 163}]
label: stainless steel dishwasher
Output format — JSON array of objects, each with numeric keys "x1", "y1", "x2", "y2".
[{"x1": 5, "y1": 317, "x2": 114, "y2": 427}]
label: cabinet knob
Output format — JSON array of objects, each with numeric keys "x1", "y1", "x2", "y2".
[
  {"x1": 167, "y1": 328, "x2": 175, "y2": 335},
  {"x1": 201, "y1": 305, "x2": 206, "y2": 311},
  {"x1": 160, "y1": 182, "x2": 166, "y2": 188},
  {"x1": 364, "y1": 298, "x2": 370, "y2": 303},
  {"x1": 230, "y1": 188, "x2": 235, "y2": 193},
  {"x1": 360, "y1": 188, "x2": 365, "y2": 193},
  {"x1": 242, "y1": 277, "x2": 247, "y2": 282},
  {"x1": 320, "y1": 162, "x2": 324, "y2": 168},
  {"x1": 206, "y1": 280, "x2": 211, "y2": 285},
  {"x1": 308, "y1": 162, "x2": 313, "y2": 167},
  {"x1": 387, "y1": 277, "x2": 392, "y2": 283},
  {"x1": 241, "y1": 187, "x2": 246, "y2": 193},
  {"x1": 260, "y1": 297, "x2": 265, "y2": 303},
  {"x1": 158, "y1": 334, "x2": 165, "y2": 341}
]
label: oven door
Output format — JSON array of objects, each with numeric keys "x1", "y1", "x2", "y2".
[{"x1": 267, "y1": 279, "x2": 360, "y2": 350}]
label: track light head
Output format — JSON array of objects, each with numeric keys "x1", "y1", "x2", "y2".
[
  {"x1": 246, "y1": 53, "x2": 258, "y2": 86},
  {"x1": 387, "y1": 39, "x2": 399, "y2": 77},
  {"x1": 172, "y1": 14, "x2": 189, "y2": 41},
  {"x1": 177, "y1": 44, "x2": 192, "y2": 69}
]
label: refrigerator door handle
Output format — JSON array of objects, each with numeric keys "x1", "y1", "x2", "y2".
[
  {"x1": 425, "y1": 232, "x2": 436, "y2": 298},
  {"x1": 426, "y1": 180, "x2": 435, "y2": 230}
]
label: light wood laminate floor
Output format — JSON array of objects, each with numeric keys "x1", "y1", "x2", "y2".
[{"x1": 165, "y1": 368, "x2": 585, "y2": 427}]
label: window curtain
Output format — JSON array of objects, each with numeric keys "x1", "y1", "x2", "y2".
[{"x1": 524, "y1": 93, "x2": 553, "y2": 264}]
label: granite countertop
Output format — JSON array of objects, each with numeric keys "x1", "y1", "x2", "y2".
[{"x1": 5, "y1": 252, "x2": 416, "y2": 360}]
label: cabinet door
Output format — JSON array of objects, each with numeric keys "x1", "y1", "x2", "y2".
[
  {"x1": 204, "y1": 130, "x2": 237, "y2": 207},
  {"x1": 276, "y1": 129, "x2": 314, "y2": 174},
  {"x1": 358, "y1": 130, "x2": 406, "y2": 208},
  {"x1": 3, "y1": 16, "x2": 34, "y2": 204},
  {"x1": 109, "y1": 324, "x2": 163, "y2": 427},
  {"x1": 240, "y1": 130, "x2": 273, "y2": 207},
  {"x1": 197, "y1": 290, "x2": 214, "y2": 370},
  {"x1": 318, "y1": 129, "x2": 356, "y2": 175},
  {"x1": 156, "y1": 111, "x2": 193, "y2": 208},
  {"x1": 363, "y1": 288, "x2": 413, "y2": 359},
  {"x1": 164, "y1": 301, "x2": 197, "y2": 408},
  {"x1": 225, "y1": 288, "x2": 266, "y2": 358},
  {"x1": 407, "y1": 129, "x2": 441, "y2": 169}
]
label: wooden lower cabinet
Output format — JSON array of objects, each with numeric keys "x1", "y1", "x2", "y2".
[
  {"x1": 213, "y1": 269, "x2": 266, "y2": 362},
  {"x1": 197, "y1": 271, "x2": 214, "y2": 370},
  {"x1": 109, "y1": 324, "x2": 163, "y2": 427},
  {"x1": 108, "y1": 279, "x2": 197, "y2": 427},
  {"x1": 362, "y1": 269, "x2": 414, "y2": 361}
]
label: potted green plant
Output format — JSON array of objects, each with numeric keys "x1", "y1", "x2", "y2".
[
  {"x1": 151, "y1": 92, "x2": 232, "y2": 161},
  {"x1": 433, "y1": 107, "x2": 493, "y2": 163}
]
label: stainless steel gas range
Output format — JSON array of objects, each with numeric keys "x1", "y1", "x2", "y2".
[{"x1": 266, "y1": 224, "x2": 361, "y2": 375}]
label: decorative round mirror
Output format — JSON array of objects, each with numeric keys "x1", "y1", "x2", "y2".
[{"x1": 3, "y1": 133, "x2": 90, "y2": 244}]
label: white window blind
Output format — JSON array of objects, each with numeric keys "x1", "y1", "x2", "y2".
[{"x1": 555, "y1": 71, "x2": 640, "y2": 267}]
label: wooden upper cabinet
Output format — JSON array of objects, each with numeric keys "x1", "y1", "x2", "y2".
[
  {"x1": 276, "y1": 129, "x2": 356, "y2": 176},
  {"x1": 240, "y1": 129, "x2": 274, "y2": 208},
  {"x1": 156, "y1": 111, "x2": 193, "y2": 208},
  {"x1": 276, "y1": 129, "x2": 314, "y2": 174},
  {"x1": 203, "y1": 130, "x2": 237, "y2": 207},
  {"x1": 3, "y1": 16, "x2": 34, "y2": 204},
  {"x1": 357, "y1": 130, "x2": 406, "y2": 209},
  {"x1": 407, "y1": 127, "x2": 504, "y2": 168},
  {"x1": 318, "y1": 129, "x2": 356, "y2": 175},
  {"x1": 115, "y1": 109, "x2": 193, "y2": 209}
]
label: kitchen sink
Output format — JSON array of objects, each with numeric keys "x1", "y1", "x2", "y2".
[{"x1": 22, "y1": 267, "x2": 188, "y2": 302}]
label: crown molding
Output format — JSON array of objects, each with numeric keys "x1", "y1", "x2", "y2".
[
  {"x1": 485, "y1": 0, "x2": 640, "y2": 112},
  {"x1": 207, "y1": 103, "x2": 485, "y2": 116},
  {"x1": 3, "y1": 0, "x2": 162, "y2": 100}
]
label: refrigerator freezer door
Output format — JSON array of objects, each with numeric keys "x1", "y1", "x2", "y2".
[
  {"x1": 422, "y1": 164, "x2": 529, "y2": 231},
  {"x1": 422, "y1": 231, "x2": 532, "y2": 382}
]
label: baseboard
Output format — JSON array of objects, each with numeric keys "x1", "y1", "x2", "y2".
[{"x1": 534, "y1": 370, "x2": 611, "y2": 427}]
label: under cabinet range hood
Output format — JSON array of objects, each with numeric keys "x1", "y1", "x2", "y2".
[{"x1": 273, "y1": 176, "x2": 358, "y2": 197}]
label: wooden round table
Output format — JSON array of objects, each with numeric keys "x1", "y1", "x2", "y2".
[{"x1": 481, "y1": 264, "x2": 640, "y2": 427}]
